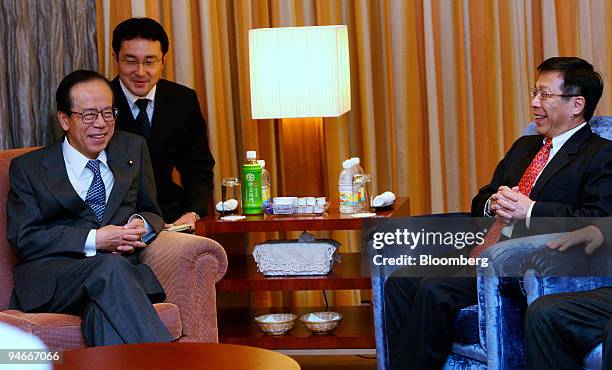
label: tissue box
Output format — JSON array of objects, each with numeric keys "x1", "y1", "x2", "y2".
[{"x1": 253, "y1": 239, "x2": 341, "y2": 276}]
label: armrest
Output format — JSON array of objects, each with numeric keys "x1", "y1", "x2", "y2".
[
  {"x1": 476, "y1": 233, "x2": 561, "y2": 370},
  {"x1": 0, "y1": 312, "x2": 33, "y2": 333},
  {"x1": 140, "y1": 231, "x2": 228, "y2": 342},
  {"x1": 521, "y1": 246, "x2": 612, "y2": 305}
]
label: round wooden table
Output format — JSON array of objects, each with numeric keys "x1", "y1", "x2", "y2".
[{"x1": 55, "y1": 342, "x2": 300, "y2": 370}]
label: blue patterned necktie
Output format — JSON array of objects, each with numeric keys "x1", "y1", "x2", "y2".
[
  {"x1": 135, "y1": 98, "x2": 151, "y2": 138},
  {"x1": 85, "y1": 160, "x2": 106, "y2": 222}
]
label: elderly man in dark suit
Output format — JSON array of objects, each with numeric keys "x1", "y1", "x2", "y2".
[
  {"x1": 7, "y1": 70, "x2": 171, "y2": 346},
  {"x1": 110, "y1": 17, "x2": 215, "y2": 228},
  {"x1": 385, "y1": 57, "x2": 612, "y2": 369}
]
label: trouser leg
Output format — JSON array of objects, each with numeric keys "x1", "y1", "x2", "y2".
[
  {"x1": 38, "y1": 254, "x2": 172, "y2": 346},
  {"x1": 525, "y1": 288, "x2": 612, "y2": 370},
  {"x1": 389, "y1": 276, "x2": 477, "y2": 370},
  {"x1": 384, "y1": 274, "x2": 422, "y2": 367},
  {"x1": 602, "y1": 318, "x2": 612, "y2": 370}
]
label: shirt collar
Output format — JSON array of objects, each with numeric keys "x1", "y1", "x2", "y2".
[
  {"x1": 62, "y1": 137, "x2": 108, "y2": 177},
  {"x1": 119, "y1": 79, "x2": 157, "y2": 108},
  {"x1": 549, "y1": 121, "x2": 587, "y2": 151}
]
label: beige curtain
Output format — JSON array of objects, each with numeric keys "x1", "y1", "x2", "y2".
[
  {"x1": 0, "y1": 0, "x2": 98, "y2": 149},
  {"x1": 96, "y1": 0, "x2": 612, "y2": 307}
]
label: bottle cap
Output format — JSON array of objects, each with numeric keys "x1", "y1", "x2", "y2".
[
  {"x1": 351, "y1": 157, "x2": 360, "y2": 165},
  {"x1": 257, "y1": 160, "x2": 266, "y2": 168},
  {"x1": 246, "y1": 150, "x2": 257, "y2": 160}
]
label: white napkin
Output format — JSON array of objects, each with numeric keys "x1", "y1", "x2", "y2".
[
  {"x1": 372, "y1": 191, "x2": 396, "y2": 207},
  {"x1": 215, "y1": 199, "x2": 239, "y2": 212}
]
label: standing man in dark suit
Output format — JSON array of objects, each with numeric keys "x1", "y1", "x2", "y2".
[
  {"x1": 7, "y1": 70, "x2": 172, "y2": 346},
  {"x1": 111, "y1": 17, "x2": 215, "y2": 228},
  {"x1": 384, "y1": 57, "x2": 612, "y2": 369},
  {"x1": 525, "y1": 219, "x2": 612, "y2": 370}
]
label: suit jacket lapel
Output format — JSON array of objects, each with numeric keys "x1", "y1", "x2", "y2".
[
  {"x1": 530, "y1": 125, "x2": 592, "y2": 199},
  {"x1": 40, "y1": 141, "x2": 96, "y2": 221},
  {"x1": 103, "y1": 136, "x2": 136, "y2": 224},
  {"x1": 150, "y1": 80, "x2": 167, "y2": 139},
  {"x1": 112, "y1": 78, "x2": 139, "y2": 132}
]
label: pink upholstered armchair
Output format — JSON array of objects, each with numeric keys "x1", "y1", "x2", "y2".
[{"x1": 0, "y1": 147, "x2": 228, "y2": 351}]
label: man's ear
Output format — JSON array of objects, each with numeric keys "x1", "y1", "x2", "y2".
[
  {"x1": 572, "y1": 96, "x2": 586, "y2": 117},
  {"x1": 112, "y1": 50, "x2": 118, "y2": 61},
  {"x1": 57, "y1": 111, "x2": 70, "y2": 131}
]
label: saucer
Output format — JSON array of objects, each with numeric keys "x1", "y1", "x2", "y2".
[
  {"x1": 350, "y1": 212, "x2": 377, "y2": 218},
  {"x1": 220, "y1": 215, "x2": 246, "y2": 221}
]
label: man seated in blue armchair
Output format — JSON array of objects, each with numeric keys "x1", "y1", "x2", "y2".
[
  {"x1": 525, "y1": 219, "x2": 612, "y2": 370},
  {"x1": 385, "y1": 57, "x2": 612, "y2": 369}
]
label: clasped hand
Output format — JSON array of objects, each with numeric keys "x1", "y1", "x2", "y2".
[
  {"x1": 489, "y1": 186, "x2": 534, "y2": 223},
  {"x1": 96, "y1": 218, "x2": 147, "y2": 254}
]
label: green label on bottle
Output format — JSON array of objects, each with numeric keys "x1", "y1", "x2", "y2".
[{"x1": 243, "y1": 163, "x2": 263, "y2": 214}]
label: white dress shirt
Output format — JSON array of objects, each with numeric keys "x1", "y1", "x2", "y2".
[
  {"x1": 62, "y1": 138, "x2": 114, "y2": 256},
  {"x1": 119, "y1": 79, "x2": 156, "y2": 123}
]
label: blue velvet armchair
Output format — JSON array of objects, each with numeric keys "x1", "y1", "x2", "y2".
[{"x1": 371, "y1": 116, "x2": 612, "y2": 370}]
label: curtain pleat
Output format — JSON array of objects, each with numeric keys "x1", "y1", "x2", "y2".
[{"x1": 0, "y1": 0, "x2": 98, "y2": 149}]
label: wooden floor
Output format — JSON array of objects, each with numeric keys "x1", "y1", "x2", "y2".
[{"x1": 292, "y1": 355, "x2": 377, "y2": 370}]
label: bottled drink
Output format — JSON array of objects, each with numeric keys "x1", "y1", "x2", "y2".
[
  {"x1": 350, "y1": 157, "x2": 364, "y2": 175},
  {"x1": 243, "y1": 151, "x2": 263, "y2": 215},
  {"x1": 339, "y1": 159, "x2": 356, "y2": 213},
  {"x1": 350, "y1": 157, "x2": 365, "y2": 212},
  {"x1": 258, "y1": 159, "x2": 272, "y2": 212}
]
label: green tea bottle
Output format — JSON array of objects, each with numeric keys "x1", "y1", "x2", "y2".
[{"x1": 242, "y1": 150, "x2": 263, "y2": 214}]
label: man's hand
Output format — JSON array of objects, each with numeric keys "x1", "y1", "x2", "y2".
[
  {"x1": 490, "y1": 186, "x2": 534, "y2": 221},
  {"x1": 96, "y1": 225, "x2": 147, "y2": 254},
  {"x1": 547, "y1": 225, "x2": 605, "y2": 255},
  {"x1": 124, "y1": 217, "x2": 145, "y2": 230},
  {"x1": 172, "y1": 212, "x2": 198, "y2": 231}
]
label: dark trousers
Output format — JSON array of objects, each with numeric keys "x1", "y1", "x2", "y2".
[
  {"x1": 525, "y1": 287, "x2": 612, "y2": 370},
  {"x1": 34, "y1": 254, "x2": 172, "y2": 346},
  {"x1": 384, "y1": 272, "x2": 477, "y2": 370}
]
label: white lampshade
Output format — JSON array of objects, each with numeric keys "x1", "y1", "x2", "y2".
[{"x1": 249, "y1": 25, "x2": 351, "y2": 119}]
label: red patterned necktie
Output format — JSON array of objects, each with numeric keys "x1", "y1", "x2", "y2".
[{"x1": 470, "y1": 138, "x2": 553, "y2": 258}]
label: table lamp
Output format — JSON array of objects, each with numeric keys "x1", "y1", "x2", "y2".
[{"x1": 249, "y1": 25, "x2": 351, "y2": 196}]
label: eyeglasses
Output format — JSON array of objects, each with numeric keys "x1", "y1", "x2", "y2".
[
  {"x1": 529, "y1": 88, "x2": 579, "y2": 101},
  {"x1": 119, "y1": 58, "x2": 162, "y2": 70},
  {"x1": 69, "y1": 107, "x2": 118, "y2": 124}
]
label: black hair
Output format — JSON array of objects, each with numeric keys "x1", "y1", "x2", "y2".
[
  {"x1": 56, "y1": 70, "x2": 112, "y2": 113},
  {"x1": 112, "y1": 17, "x2": 169, "y2": 55},
  {"x1": 537, "y1": 57, "x2": 604, "y2": 121}
]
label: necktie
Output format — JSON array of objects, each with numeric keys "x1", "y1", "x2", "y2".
[
  {"x1": 85, "y1": 160, "x2": 106, "y2": 223},
  {"x1": 470, "y1": 138, "x2": 553, "y2": 258},
  {"x1": 135, "y1": 98, "x2": 151, "y2": 138}
]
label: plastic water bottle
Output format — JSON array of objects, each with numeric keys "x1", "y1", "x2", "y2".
[
  {"x1": 350, "y1": 157, "x2": 365, "y2": 212},
  {"x1": 243, "y1": 151, "x2": 263, "y2": 215},
  {"x1": 258, "y1": 159, "x2": 271, "y2": 213},
  {"x1": 350, "y1": 157, "x2": 364, "y2": 175},
  {"x1": 339, "y1": 160, "x2": 356, "y2": 213}
]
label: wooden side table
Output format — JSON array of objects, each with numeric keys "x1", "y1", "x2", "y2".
[
  {"x1": 196, "y1": 198, "x2": 410, "y2": 352},
  {"x1": 56, "y1": 342, "x2": 300, "y2": 370}
]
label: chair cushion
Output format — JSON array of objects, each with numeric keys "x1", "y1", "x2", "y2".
[
  {"x1": 1, "y1": 303, "x2": 181, "y2": 351},
  {"x1": 584, "y1": 343, "x2": 602, "y2": 370},
  {"x1": 452, "y1": 304, "x2": 479, "y2": 344}
]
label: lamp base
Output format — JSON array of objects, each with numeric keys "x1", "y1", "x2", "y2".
[{"x1": 278, "y1": 118, "x2": 326, "y2": 197}]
